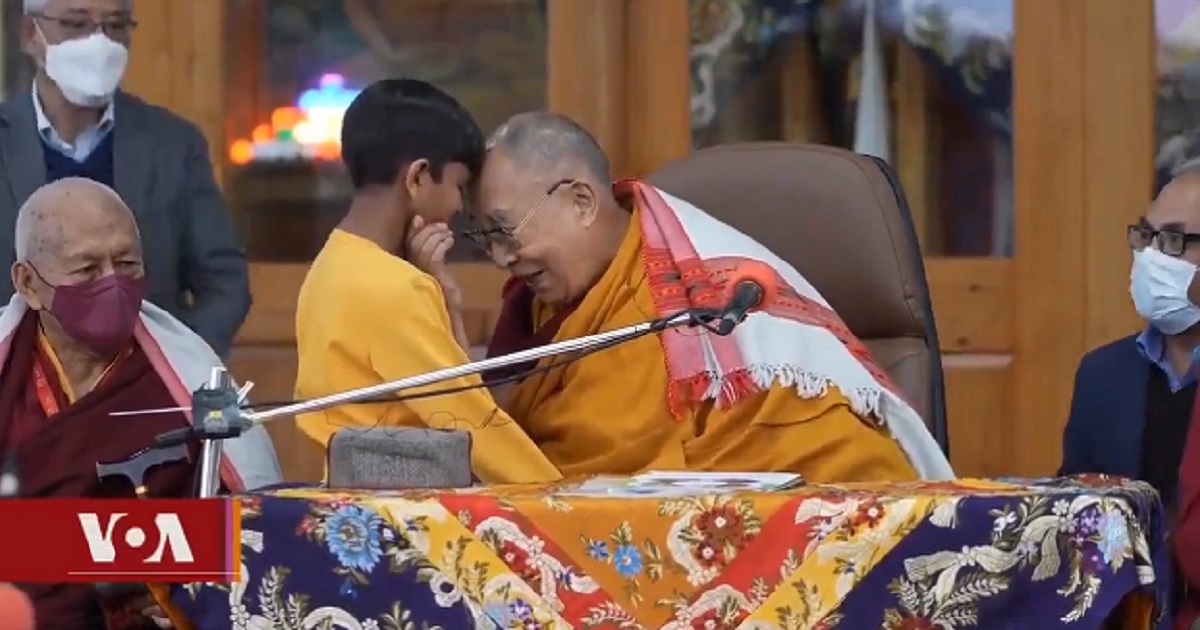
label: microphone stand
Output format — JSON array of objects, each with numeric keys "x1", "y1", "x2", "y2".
[{"x1": 167, "y1": 308, "x2": 721, "y2": 496}]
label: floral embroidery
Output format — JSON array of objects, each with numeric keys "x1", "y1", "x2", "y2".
[
  {"x1": 466, "y1": 515, "x2": 599, "y2": 619},
  {"x1": 662, "y1": 496, "x2": 762, "y2": 586},
  {"x1": 581, "y1": 520, "x2": 666, "y2": 606},
  {"x1": 888, "y1": 493, "x2": 1156, "y2": 625},
  {"x1": 172, "y1": 477, "x2": 1169, "y2": 630},
  {"x1": 325, "y1": 504, "x2": 384, "y2": 573}
]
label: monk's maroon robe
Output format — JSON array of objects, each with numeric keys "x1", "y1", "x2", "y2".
[
  {"x1": 485, "y1": 277, "x2": 581, "y2": 381},
  {"x1": 0, "y1": 313, "x2": 199, "y2": 630}
]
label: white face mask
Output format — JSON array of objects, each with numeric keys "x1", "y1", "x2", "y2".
[
  {"x1": 40, "y1": 29, "x2": 128, "y2": 108},
  {"x1": 1130, "y1": 247, "x2": 1200, "y2": 334}
]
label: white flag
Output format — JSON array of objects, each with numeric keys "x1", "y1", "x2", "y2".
[{"x1": 853, "y1": 0, "x2": 891, "y2": 162}]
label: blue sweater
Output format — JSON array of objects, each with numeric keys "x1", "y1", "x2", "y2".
[{"x1": 42, "y1": 133, "x2": 115, "y2": 187}]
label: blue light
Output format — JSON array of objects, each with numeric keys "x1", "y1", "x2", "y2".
[{"x1": 297, "y1": 73, "x2": 361, "y2": 114}]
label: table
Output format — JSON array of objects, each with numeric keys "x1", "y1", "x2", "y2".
[{"x1": 172, "y1": 476, "x2": 1172, "y2": 629}]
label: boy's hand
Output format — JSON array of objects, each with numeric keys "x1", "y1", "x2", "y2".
[{"x1": 408, "y1": 216, "x2": 462, "y2": 309}]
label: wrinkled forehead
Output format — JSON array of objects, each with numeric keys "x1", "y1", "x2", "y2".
[
  {"x1": 40, "y1": 205, "x2": 139, "y2": 263},
  {"x1": 476, "y1": 153, "x2": 549, "y2": 218}
]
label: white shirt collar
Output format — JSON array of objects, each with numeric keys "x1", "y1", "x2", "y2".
[{"x1": 30, "y1": 82, "x2": 116, "y2": 137}]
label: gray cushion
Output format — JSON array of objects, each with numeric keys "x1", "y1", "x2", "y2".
[{"x1": 328, "y1": 427, "x2": 472, "y2": 489}]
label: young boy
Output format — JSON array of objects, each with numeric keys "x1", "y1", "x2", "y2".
[{"x1": 293, "y1": 79, "x2": 560, "y2": 484}]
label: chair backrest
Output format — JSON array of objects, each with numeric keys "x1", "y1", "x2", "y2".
[{"x1": 647, "y1": 142, "x2": 949, "y2": 454}]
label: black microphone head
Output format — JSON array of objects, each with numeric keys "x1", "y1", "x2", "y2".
[
  {"x1": 716, "y1": 278, "x2": 769, "y2": 336},
  {"x1": 731, "y1": 280, "x2": 766, "y2": 309}
]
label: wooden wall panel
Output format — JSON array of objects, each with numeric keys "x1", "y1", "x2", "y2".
[
  {"x1": 1081, "y1": 1, "x2": 1154, "y2": 348},
  {"x1": 944, "y1": 359, "x2": 1012, "y2": 478},
  {"x1": 547, "y1": 0, "x2": 626, "y2": 173},
  {"x1": 928, "y1": 259, "x2": 1013, "y2": 478},
  {"x1": 1011, "y1": 0, "x2": 1088, "y2": 476},
  {"x1": 124, "y1": 0, "x2": 225, "y2": 182},
  {"x1": 225, "y1": 345, "x2": 320, "y2": 482},
  {"x1": 1011, "y1": 0, "x2": 1154, "y2": 476},
  {"x1": 926, "y1": 258, "x2": 1011, "y2": 353},
  {"x1": 622, "y1": 0, "x2": 691, "y2": 176}
]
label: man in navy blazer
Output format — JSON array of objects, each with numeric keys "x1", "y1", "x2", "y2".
[{"x1": 1060, "y1": 171, "x2": 1200, "y2": 511}]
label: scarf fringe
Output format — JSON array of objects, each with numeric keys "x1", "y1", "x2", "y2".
[{"x1": 668, "y1": 364, "x2": 884, "y2": 422}]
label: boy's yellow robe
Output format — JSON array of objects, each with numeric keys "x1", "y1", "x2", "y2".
[{"x1": 295, "y1": 229, "x2": 561, "y2": 484}]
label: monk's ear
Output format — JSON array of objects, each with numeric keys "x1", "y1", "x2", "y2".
[
  {"x1": 572, "y1": 181, "x2": 599, "y2": 228},
  {"x1": 10, "y1": 262, "x2": 42, "y2": 310}
]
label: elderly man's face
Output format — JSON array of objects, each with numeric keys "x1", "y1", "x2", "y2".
[
  {"x1": 472, "y1": 153, "x2": 599, "y2": 305},
  {"x1": 15, "y1": 204, "x2": 144, "y2": 312},
  {"x1": 23, "y1": 0, "x2": 134, "y2": 54}
]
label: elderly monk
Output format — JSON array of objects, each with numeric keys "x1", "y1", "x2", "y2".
[
  {"x1": 0, "y1": 178, "x2": 281, "y2": 630},
  {"x1": 474, "y1": 113, "x2": 952, "y2": 482}
]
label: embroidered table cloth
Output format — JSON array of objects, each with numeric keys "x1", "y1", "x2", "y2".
[{"x1": 173, "y1": 476, "x2": 1170, "y2": 629}]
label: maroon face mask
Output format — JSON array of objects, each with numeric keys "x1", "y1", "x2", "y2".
[{"x1": 39, "y1": 271, "x2": 146, "y2": 357}]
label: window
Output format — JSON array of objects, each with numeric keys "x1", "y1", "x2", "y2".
[
  {"x1": 222, "y1": 0, "x2": 547, "y2": 262},
  {"x1": 689, "y1": 0, "x2": 1013, "y2": 256},
  {"x1": 1156, "y1": 0, "x2": 1200, "y2": 194}
]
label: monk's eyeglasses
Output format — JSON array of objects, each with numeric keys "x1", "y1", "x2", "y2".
[
  {"x1": 1127, "y1": 224, "x2": 1200, "y2": 257},
  {"x1": 462, "y1": 178, "x2": 575, "y2": 254}
]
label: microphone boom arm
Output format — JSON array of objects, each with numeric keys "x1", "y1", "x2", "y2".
[
  {"x1": 156, "y1": 309, "x2": 720, "y2": 464},
  {"x1": 247, "y1": 309, "x2": 709, "y2": 423}
]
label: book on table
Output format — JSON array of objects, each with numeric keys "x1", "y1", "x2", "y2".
[{"x1": 559, "y1": 471, "x2": 804, "y2": 498}]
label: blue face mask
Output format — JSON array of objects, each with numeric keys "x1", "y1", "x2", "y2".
[{"x1": 1130, "y1": 247, "x2": 1200, "y2": 335}]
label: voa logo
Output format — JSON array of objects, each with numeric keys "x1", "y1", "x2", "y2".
[{"x1": 77, "y1": 513, "x2": 195, "y2": 563}]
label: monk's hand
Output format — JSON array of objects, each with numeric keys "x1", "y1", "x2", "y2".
[
  {"x1": 408, "y1": 216, "x2": 462, "y2": 309},
  {"x1": 143, "y1": 606, "x2": 172, "y2": 628},
  {"x1": 131, "y1": 595, "x2": 172, "y2": 628}
]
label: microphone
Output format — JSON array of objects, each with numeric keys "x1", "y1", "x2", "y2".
[
  {"x1": 715, "y1": 263, "x2": 777, "y2": 336},
  {"x1": 0, "y1": 585, "x2": 34, "y2": 630}
]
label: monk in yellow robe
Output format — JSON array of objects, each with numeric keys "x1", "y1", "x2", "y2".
[
  {"x1": 294, "y1": 80, "x2": 560, "y2": 484},
  {"x1": 472, "y1": 112, "x2": 953, "y2": 482}
]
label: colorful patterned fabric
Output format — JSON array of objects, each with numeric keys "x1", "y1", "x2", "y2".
[{"x1": 173, "y1": 476, "x2": 1171, "y2": 629}]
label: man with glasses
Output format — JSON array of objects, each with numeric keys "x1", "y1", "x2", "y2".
[
  {"x1": 1060, "y1": 170, "x2": 1200, "y2": 502},
  {"x1": 0, "y1": 0, "x2": 251, "y2": 358},
  {"x1": 293, "y1": 79, "x2": 560, "y2": 485},
  {"x1": 1060, "y1": 171, "x2": 1200, "y2": 628},
  {"x1": 475, "y1": 112, "x2": 952, "y2": 482}
]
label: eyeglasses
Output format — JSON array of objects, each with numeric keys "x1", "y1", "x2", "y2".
[
  {"x1": 1127, "y1": 224, "x2": 1200, "y2": 257},
  {"x1": 33, "y1": 12, "x2": 138, "y2": 41},
  {"x1": 462, "y1": 179, "x2": 575, "y2": 254}
]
